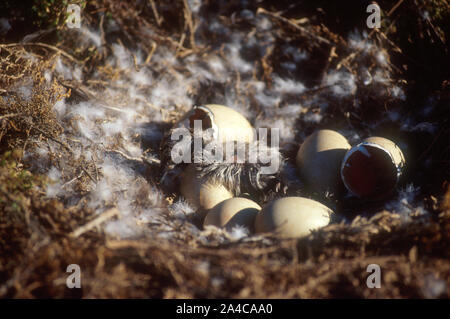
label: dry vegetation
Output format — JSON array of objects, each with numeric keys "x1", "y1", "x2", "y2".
[{"x1": 0, "y1": 0, "x2": 449, "y2": 298}]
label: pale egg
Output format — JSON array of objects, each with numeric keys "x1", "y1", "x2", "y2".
[
  {"x1": 254, "y1": 197, "x2": 333, "y2": 238},
  {"x1": 204, "y1": 197, "x2": 261, "y2": 232},
  {"x1": 180, "y1": 164, "x2": 233, "y2": 210},
  {"x1": 296, "y1": 130, "x2": 351, "y2": 194}
]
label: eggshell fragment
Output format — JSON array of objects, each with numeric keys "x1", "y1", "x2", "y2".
[
  {"x1": 180, "y1": 164, "x2": 233, "y2": 210},
  {"x1": 296, "y1": 130, "x2": 351, "y2": 194},
  {"x1": 254, "y1": 197, "x2": 333, "y2": 238},
  {"x1": 204, "y1": 197, "x2": 261, "y2": 232},
  {"x1": 188, "y1": 104, "x2": 254, "y2": 144},
  {"x1": 340, "y1": 136, "x2": 405, "y2": 199},
  {"x1": 363, "y1": 137, "x2": 405, "y2": 170}
]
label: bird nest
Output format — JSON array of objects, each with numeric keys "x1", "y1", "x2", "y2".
[{"x1": 0, "y1": 0, "x2": 449, "y2": 298}]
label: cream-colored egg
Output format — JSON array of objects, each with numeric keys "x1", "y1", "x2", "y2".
[
  {"x1": 204, "y1": 197, "x2": 261, "y2": 232},
  {"x1": 341, "y1": 136, "x2": 405, "y2": 199},
  {"x1": 296, "y1": 130, "x2": 351, "y2": 193},
  {"x1": 180, "y1": 164, "x2": 233, "y2": 210},
  {"x1": 254, "y1": 197, "x2": 333, "y2": 238},
  {"x1": 188, "y1": 104, "x2": 254, "y2": 144}
]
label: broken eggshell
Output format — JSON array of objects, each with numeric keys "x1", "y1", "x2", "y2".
[
  {"x1": 296, "y1": 129, "x2": 351, "y2": 194},
  {"x1": 254, "y1": 197, "x2": 333, "y2": 238},
  {"x1": 340, "y1": 136, "x2": 405, "y2": 199},
  {"x1": 203, "y1": 197, "x2": 261, "y2": 233},
  {"x1": 180, "y1": 164, "x2": 233, "y2": 210},
  {"x1": 188, "y1": 104, "x2": 254, "y2": 144}
]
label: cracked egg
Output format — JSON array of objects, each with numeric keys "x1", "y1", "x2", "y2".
[
  {"x1": 341, "y1": 136, "x2": 405, "y2": 199},
  {"x1": 187, "y1": 104, "x2": 254, "y2": 144}
]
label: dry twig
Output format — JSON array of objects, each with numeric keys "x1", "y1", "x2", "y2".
[{"x1": 69, "y1": 208, "x2": 120, "y2": 238}]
